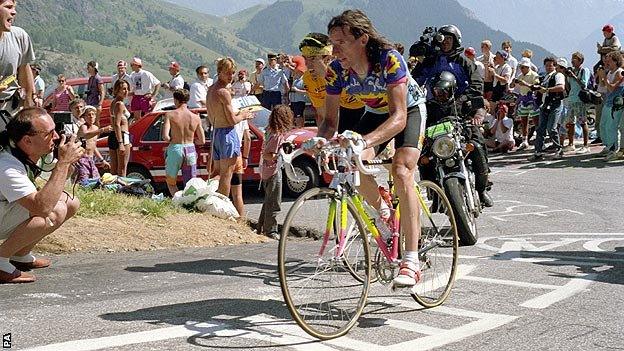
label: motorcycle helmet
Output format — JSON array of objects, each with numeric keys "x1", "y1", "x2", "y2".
[
  {"x1": 437, "y1": 25, "x2": 462, "y2": 48},
  {"x1": 431, "y1": 71, "x2": 457, "y2": 103}
]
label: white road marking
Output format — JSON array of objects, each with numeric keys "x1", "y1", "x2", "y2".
[
  {"x1": 22, "y1": 293, "x2": 67, "y2": 299},
  {"x1": 520, "y1": 273, "x2": 596, "y2": 309},
  {"x1": 583, "y1": 238, "x2": 624, "y2": 253},
  {"x1": 490, "y1": 169, "x2": 536, "y2": 176},
  {"x1": 490, "y1": 209, "x2": 583, "y2": 222},
  {"x1": 462, "y1": 275, "x2": 561, "y2": 290}
]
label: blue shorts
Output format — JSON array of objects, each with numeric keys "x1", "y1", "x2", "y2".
[
  {"x1": 165, "y1": 144, "x2": 197, "y2": 186},
  {"x1": 212, "y1": 127, "x2": 241, "y2": 161}
]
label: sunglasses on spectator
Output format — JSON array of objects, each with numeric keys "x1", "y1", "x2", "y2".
[
  {"x1": 58, "y1": 80, "x2": 65, "y2": 83},
  {"x1": 29, "y1": 128, "x2": 56, "y2": 139}
]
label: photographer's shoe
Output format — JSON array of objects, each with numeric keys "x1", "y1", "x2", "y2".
[
  {"x1": 9, "y1": 257, "x2": 51, "y2": 271},
  {"x1": 0, "y1": 269, "x2": 35, "y2": 284}
]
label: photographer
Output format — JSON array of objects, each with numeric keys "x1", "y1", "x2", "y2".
[
  {"x1": 411, "y1": 25, "x2": 493, "y2": 207},
  {"x1": 0, "y1": 107, "x2": 83, "y2": 284}
]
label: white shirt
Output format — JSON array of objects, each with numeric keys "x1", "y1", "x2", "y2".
[
  {"x1": 474, "y1": 61, "x2": 485, "y2": 79},
  {"x1": 188, "y1": 79, "x2": 213, "y2": 109},
  {"x1": 130, "y1": 69, "x2": 160, "y2": 96},
  {"x1": 494, "y1": 117, "x2": 514, "y2": 142},
  {"x1": 234, "y1": 120, "x2": 249, "y2": 147},
  {"x1": 507, "y1": 54, "x2": 518, "y2": 78},
  {"x1": 169, "y1": 75, "x2": 184, "y2": 90},
  {"x1": 231, "y1": 80, "x2": 251, "y2": 98},
  {"x1": 0, "y1": 151, "x2": 37, "y2": 218},
  {"x1": 493, "y1": 63, "x2": 512, "y2": 87}
]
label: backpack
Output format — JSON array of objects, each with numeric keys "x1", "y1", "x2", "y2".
[{"x1": 183, "y1": 81, "x2": 190, "y2": 91}]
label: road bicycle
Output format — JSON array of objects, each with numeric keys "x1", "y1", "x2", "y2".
[{"x1": 277, "y1": 140, "x2": 459, "y2": 339}]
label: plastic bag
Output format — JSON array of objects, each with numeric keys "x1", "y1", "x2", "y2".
[{"x1": 195, "y1": 192, "x2": 240, "y2": 219}]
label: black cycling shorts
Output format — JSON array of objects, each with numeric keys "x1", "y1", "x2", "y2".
[
  {"x1": 338, "y1": 106, "x2": 365, "y2": 134},
  {"x1": 352, "y1": 104, "x2": 427, "y2": 151}
]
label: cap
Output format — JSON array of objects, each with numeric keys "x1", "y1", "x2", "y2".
[
  {"x1": 131, "y1": 57, "x2": 143, "y2": 67},
  {"x1": 116, "y1": 60, "x2": 127, "y2": 68},
  {"x1": 168, "y1": 61, "x2": 180, "y2": 70},
  {"x1": 87, "y1": 60, "x2": 99, "y2": 72},
  {"x1": 464, "y1": 47, "x2": 476, "y2": 57},
  {"x1": 267, "y1": 53, "x2": 278, "y2": 60},
  {"x1": 518, "y1": 57, "x2": 532, "y2": 67},
  {"x1": 603, "y1": 24, "x2": 614, "y2": 33},
  {"x1": 255, "y1": 58, "x2": 265, "y2": 65},
  {"x1": 556, "y1": 57, "x2": 569, "y2": 68},
  {"x1": 81, "y1": 105, "x2": 97, "y2": 117},
  {"x1": 291, "y1": 55, "x2": 307, "y2": 72},
  {"x1": 495, "y1": 50, "x2": 508, "y2": 60}
]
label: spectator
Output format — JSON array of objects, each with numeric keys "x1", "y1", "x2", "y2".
[
  {"x1": 521, "y1": 49, "x2": 539, "y2": 72},
  {"x1": 0, "y1": 0, "x2": 36, "y2": 129},
  {"x1": 231, "y1": 69, "x2": 251, "y2": 98},
  {"x1": 501, "y1": 40, "x2": 518, "y2": 81},
  {"x1": 562, "y1": 52, "x2": 592, "y2": 154},
  {"x1": 31, "y1": 63, "x2": 44, "y2": 107},
  {"x1": 129, "y1": 57, "x2": 160, "y2": 119},
  {"x1": 258, "y1": 104, "x2": 293, "y2": 239},
  {"x1": 161, "y1": 89, "x2": 205, "y2": 196},
  {"x1": 288, "y1": 57, "x2": 307, "y2": 127},
  {"x1": 44, "y1": 74, "x2": 75, "y2": 112},
  {"x1": 75, "y1": 106, "x2": 109, "y2": 183},
  {"x1": 465, "y1": 46, "x2": 485, "y2": 79},
  {"x1": 395, "y1": 42, "x2": 405, "y2": 55},
  {"x1": 206, "y1": 57, "x2": 253, "y2": 198},
  {"x1": 251, "y1": 58, "x2": 265, "y2": 103},
  {"x1": 85, "y1": 61, "x2": 105, "y2": 125},
  {"x1": 593, "y1": 54, "x2": 608, "y2": 145},
  {"x1": 299, "y1": 32, "x2": 365, "y2": 131},
  {"x1": 258, "y1": 53, "x2": 289, "y2": 110},
  {"x1": 188, "y1": 65, "x2": 212, "y2": 109},
  {"x1": 485, "y1": 104, "x2": 514, "y2": 153},
  {"x1": 231, "y1": 116, "x2": 251, "y2": 217},
  {"x1": 109, "y1": 79, "x2": 132, "y2": 176},
  {"x1": 0, "y1": 107, "x2": 83, "y2": 283},
  {"x1": 111, "y1": 60, "x2": 132, "y2": 86},
  {"x1": 489, "y1": 51, "x2": 512, "y2": 102},
  {"x1": 478, "y1": 40, "x2": 495, "y2": 100},
  {"x1": 162, "y1": 61, "x2": 184, "y2": 92},
  {"x1": 529, "y1": 57, "x2": 567, "y2": 161},
  {"x1": 510, "y1": 57, "x2": 540, "y2": 150},
  {"x1": 597, "y1": 24, "x2": 621, "y2": 55},
  {"x1": 596, "y1": 51, "x2": 624, "y2": 161}
]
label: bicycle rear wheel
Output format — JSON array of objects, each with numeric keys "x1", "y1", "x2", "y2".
[
  {"x1": 278, "y1": 187, "x2": 371, "y2": 340},
  {"x1": 410, "y1": 180, "x2": 459, "y2": 308}
]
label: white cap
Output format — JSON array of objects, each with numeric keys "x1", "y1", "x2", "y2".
[
  {"x1": 556, "y1": 57, "x2": 569, "y2": 68},
  {"x1": 518, "y1": 57, "x2": 532, "y2": 67},
  {"x1": 255, "y1": 58, "x2": 265, "y2": 65}
]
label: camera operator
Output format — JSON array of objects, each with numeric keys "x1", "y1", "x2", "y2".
[
  {"x1": 0, "y1": 107, "x2": 83, "y2": 284},
  {"x1": 411, "y1": 25, "x2": 493, "y2": 207}
]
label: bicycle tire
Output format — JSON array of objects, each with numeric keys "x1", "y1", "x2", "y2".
[
  {"x1": 410, "y1": 180, "x2": 459, "y2": 308},
  {"x1": 278, "y1": 187, "x2": 372, "y2": 340}
]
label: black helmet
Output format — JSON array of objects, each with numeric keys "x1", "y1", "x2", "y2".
[
  {"x1": 438, "y1": 25, "x2": 462, "y2": 48},
  {"x1": 431, "y1": 71, "x2": 457, "y2": 103}
]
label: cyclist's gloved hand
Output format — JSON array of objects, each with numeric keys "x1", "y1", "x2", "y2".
[
  {"x1": 302, "y1": 137, "x2": 327, "y2": 150},
  {"x1": 340, "y1": 130, "x2": 367, "y2": 154}
]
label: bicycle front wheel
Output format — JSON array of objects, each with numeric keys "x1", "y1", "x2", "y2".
[
  {"x1": 410, "y1": 180, "x2": 459, "y2": 308},
  {"x1": 278, "y1": 187, "x2": 371, "y2": 340}
]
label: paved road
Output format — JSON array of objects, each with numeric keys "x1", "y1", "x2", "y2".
[{"x1": 1, "y1": 147, "x2": 623, "y2": 351}]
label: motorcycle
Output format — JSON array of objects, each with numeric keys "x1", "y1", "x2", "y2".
[{"x1": 420, "y1": 114, "x2": 482, "y2": 246}]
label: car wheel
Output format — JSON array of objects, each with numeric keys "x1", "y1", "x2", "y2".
[
  {"x1": 283, "y1": 158, "x2": 319, "y2": 198},
  {"x1": 126, "y1": 164, "x2": 151, "y2": 181}
]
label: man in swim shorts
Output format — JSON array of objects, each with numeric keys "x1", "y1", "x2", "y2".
[
  {"x1": 206, "y1": 57, "x2": 253, "y2": 198},
  {"x1": 161, "y1": 89, "x2": 205, "y2": 196}
]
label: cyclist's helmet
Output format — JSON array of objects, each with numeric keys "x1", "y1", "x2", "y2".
[
  {"x1": 438, "y1": 25, "x2": 462, "y2": 49},
  {"x1": 432, "y1": 71, "x2": 457, "y2": 103}
]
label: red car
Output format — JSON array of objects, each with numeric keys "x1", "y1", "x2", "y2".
[
  {"x1": 44, "y1": 76, "x2": 114, "y2": 127},
  {"x1": 96, "y1": 106, "x2": 329, "y2": 197}
]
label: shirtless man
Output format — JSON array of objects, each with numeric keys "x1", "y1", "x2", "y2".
[
  {"x1": 206, "y1": 57, "x2": 253, "y2": 198},
  {"x1": 161, "y1": 89, "x2": 205, "y2": 196}
]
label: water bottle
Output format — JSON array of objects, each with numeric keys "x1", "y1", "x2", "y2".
[{"x1": 363, "y1": 201, "x2": 392, "y2": 240}]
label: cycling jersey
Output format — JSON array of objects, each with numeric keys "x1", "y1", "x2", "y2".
[
  {"x1": 303, "y1": 71, "x2": 364, "y2": 110},
  {"x1": 326, "y1": 49, "x2": 425, "y2": 114}
]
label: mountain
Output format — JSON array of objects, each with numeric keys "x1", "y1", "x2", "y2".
[
  {"x1": 163, "y1": 0, "x2": 275, "y2": 16},
  {"x1": 457, "y1": 0, "x2": 624, "y2": 61},
  {"x1": 16, "y1": 0, "x2": 270, "y2": 85},
  {"x1": 227, "y1": 0, "x2": 553, "y2": 60}
]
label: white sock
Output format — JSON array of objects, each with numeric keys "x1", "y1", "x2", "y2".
[
  {"x1": 379, "y1": 202, "x2": 390, "y2": 219},
  {"x1": 403, "y1": 251, "x2": 420, "y2": 270},
  {"x1": 10, "y1": 252, "x2": 35, "y2": 263},
  {"x1": 0, "y1": 257, "x2": 16, "y2": 273}
]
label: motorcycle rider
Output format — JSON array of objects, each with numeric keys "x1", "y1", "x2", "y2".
[{"x1": 411, "y1": 25, "x2": 493, "y2": 207}]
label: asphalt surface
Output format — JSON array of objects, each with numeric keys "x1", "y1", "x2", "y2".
[{"x1": 1, "y1": 145, "x2": 623, "y2": 351}]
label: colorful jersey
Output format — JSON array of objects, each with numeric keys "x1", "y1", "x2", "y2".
[
  {"x1": 326, "y1": 49, "x2": 425, "y2": 114},
  {"x1": 302, "y1": 71, "x2": 364, "y2": 110}
]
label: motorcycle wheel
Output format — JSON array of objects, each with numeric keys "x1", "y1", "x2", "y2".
[{"x1": 444, "y1": 177, "x2": 478, "y2": 246}]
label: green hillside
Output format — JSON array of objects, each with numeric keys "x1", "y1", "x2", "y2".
[{"x1": 16, "y1": 0, "x2": 269, "y2": 84}]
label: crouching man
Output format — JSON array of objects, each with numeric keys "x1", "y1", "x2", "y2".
[{"x1": 0, "y1": 108, "x2": 83, "y2": 283}]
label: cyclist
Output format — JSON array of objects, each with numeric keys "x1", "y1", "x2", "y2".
[
  {"x1": 298, "y1": 32, "x2": 365, "y2": 131},
  {"x1": 314, "y1": 10, "x2": 427, "y2": 288},
  {"x1": 411, "y1": 25, "x2": 493, "y2": 207}
]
